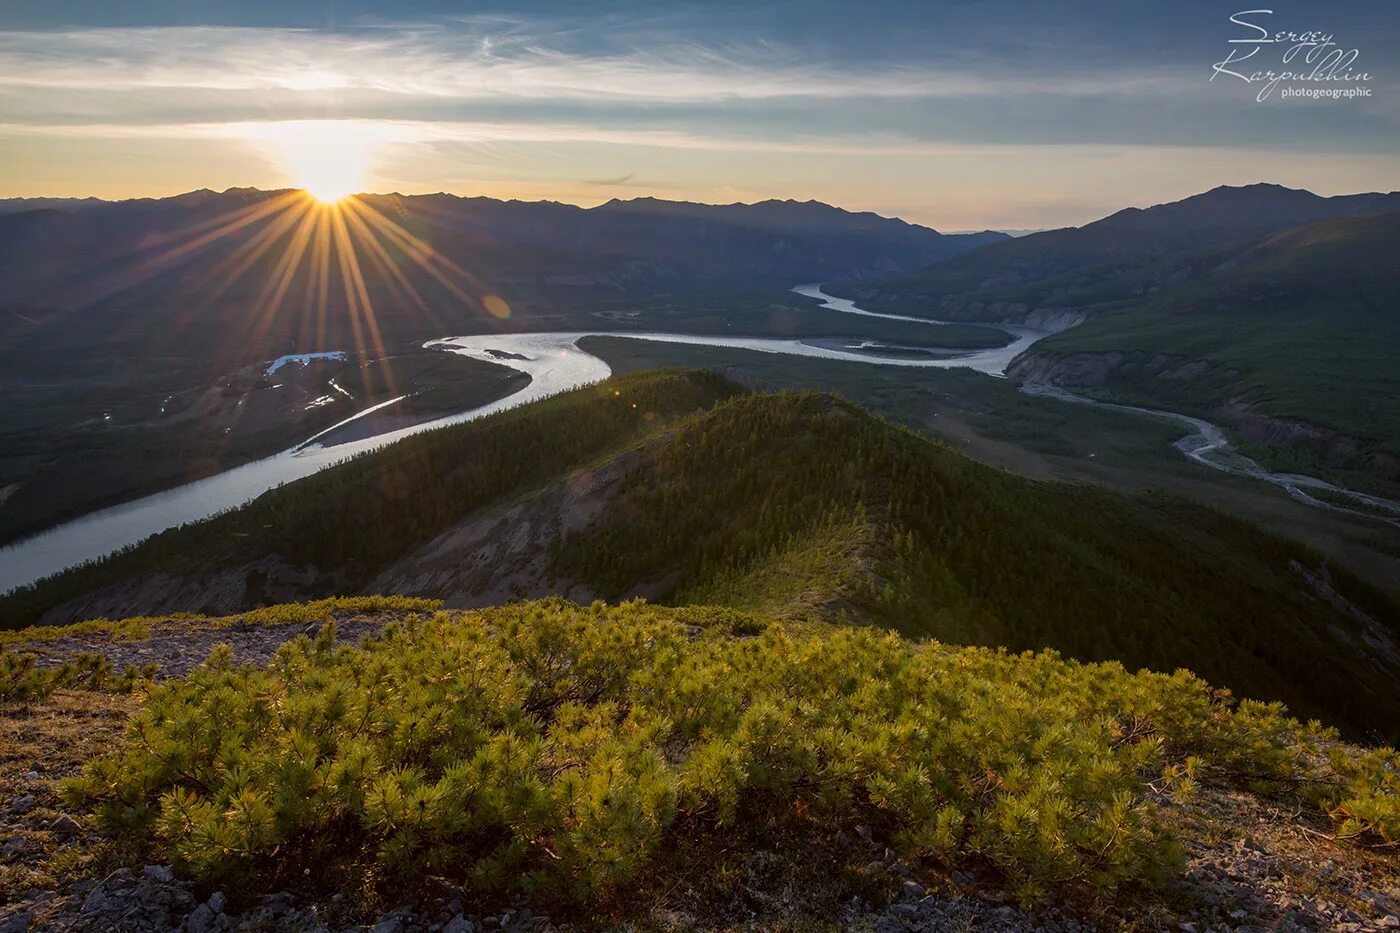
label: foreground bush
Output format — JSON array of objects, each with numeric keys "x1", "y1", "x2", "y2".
[
  {"x1": 63, "y1": 599, "x2": 1397, "y2": 905},
  {"x1": 1, "y1": 649, "x2": 157, "y2": 700}
]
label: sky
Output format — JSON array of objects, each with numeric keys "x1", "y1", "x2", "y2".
[{"x1": 0, "y1": 0, "x2": 1396, "y2": 229}]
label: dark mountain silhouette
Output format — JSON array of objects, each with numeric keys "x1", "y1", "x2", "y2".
[{"x1": 840, "y1": 183, "x2": 1400, "y2": 315}]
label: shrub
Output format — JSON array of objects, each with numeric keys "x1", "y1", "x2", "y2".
[
  {"x1": 1, "y1": 650, "x2": 112, "y2": 700},
  {"x1": 61, "y1": 599, "x2": 1395, "y2": 906}
]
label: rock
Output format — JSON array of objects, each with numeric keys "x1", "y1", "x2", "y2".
[
  {"x1": 1379, "y1": 918, "x2": 1400, "y2": 929},
  {"x1": 144, "y1": 864, "x2": 176, "y2": 884},
  {"x1": 184, "y1": 903, "x2": 217, "y2": 933},
  {"x1": 48, "y1": 815, "x2": 81, "y2": 838},
  {"x1": 8, "y1": 796, "x2": 35, "y2": 815},
  {"x1": 81, "y1": 887, "x2": 109, "y2": 915},
  {"x1": 259, "y1": 891, "x2": 295, "y2": 914},
  {"x1": 0, "y1": 912, "x2": 32, "y2": 933},
  {"x1": 102, "y1": 867, "x2": 134, "y2": 887},
  {"x1": 1178, "y1": 924, "x2": 1198, "y2": 932},
  {"x1": 444, "y1": 917, "x2": 475, "y2": 933},
  {"x1": 207, "y1": 891, "x2": 227, "y2": 914},
  {"x1": 1, "y1": 836, "x2": 34, "y2": 859},
  {"x1": 371, "y1": 917, "x2": 405, "y2": 933}
]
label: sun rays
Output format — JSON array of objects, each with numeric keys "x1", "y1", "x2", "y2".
[{"x1": 105, "y1": 189, "x2": 505, "y2": 393}]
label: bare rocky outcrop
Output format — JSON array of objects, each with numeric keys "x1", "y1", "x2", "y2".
[{"x1": 367, "y1": 447, "x2": 668, "y2": 608}]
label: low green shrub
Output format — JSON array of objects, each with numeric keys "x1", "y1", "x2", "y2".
[
  {"x1": 1324, "y1": 746, "x2": 1400, "y2": 846},
  {"x1": 61, "y1": 599, "x2": 1396, "y2": 907},
  {"x1": 220, "y1": 596, "x2": 444, "y2": 627},
  {"x1": 1, "y1": 650, "x2": 113, "y2": 700}
]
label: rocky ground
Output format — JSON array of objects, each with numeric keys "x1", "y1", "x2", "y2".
[
  {"x1": 17, "y1": 615, "x2": 392, "y2": 680},
  {"x1": 2, "y1": 611, "x2": 1398, "y2": 931}
]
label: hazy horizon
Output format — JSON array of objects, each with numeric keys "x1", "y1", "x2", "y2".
[
  {"x1": 3, "y1": 0, "x2": 1397, "y2": 230},
  {"x1": 6, "y1": 178, "x2": 1399, "y2": 237}
]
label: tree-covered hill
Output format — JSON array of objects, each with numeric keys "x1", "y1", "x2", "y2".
[{"x1": 4, "y1": 370, "x2": 1398, "y2": 740}]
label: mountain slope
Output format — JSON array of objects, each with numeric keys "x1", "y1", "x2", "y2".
[
  {"x1": 837, "y1": 183, "x2": 1400, "y2": 321},
  {"x1": 0, "y1": 188, "x2": 1002, "y2": 317},
  {"x1": 832, "y1": 184, "x2": 1400, "y2": 489},
  {"x1": 4, "y1": 371, "x2": 1397, "y2": 739},
  {"x1": 1009, "y1": 211, "x2": 1400, "y2": 486}
]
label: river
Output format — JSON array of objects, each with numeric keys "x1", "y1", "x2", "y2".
[
  {"x1": 1, "y1": 284, "x2": 1394, "y2": 593},
  {"x1": 0, "y1": 286, "x2": 1045, "y2": 592},
  {"x1": 1021, "y1": 383, "x2": 1400, "y2": 526}
]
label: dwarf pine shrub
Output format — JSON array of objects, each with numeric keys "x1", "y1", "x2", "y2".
[
  {"x1": 61, "y1": 599, "x2": 1396, "y2": 905},
  {"x1": 1, "y1": 649, "x2": 113, "y2": 700}
]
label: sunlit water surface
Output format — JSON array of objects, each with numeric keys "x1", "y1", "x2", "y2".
[{"x1": 0, "y1": 286, "x2": 1041, "y2": 592}]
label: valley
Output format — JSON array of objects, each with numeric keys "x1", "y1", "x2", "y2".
[
  {"x1": 4, "y1": 280, "x2": 1397, "y2": 604},
  {"x1": 2, "y1": 183, "x2": 1398, "y2": 933},
  {"x1": 5, "y1": 367, "x2": 1398, "y2": 742},
  {"x1": 838, "y1": 189, "x2": 1400, "y2": 498}
]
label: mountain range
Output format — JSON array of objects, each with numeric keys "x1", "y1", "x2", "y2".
[
  {"x1": 0, "y1": 187, "x2": 1003, "y2": 394},
  {"x1": 0, "y1": 188, "x2": 1002, "y2": 320}
]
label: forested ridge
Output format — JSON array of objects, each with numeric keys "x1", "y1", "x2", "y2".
[
  {"x1": 551, "y1": 391, "x2": 1400, "y2": 740},
  {"x1": 3, "y1": 372, "x2": 1398, "y2": 740}
]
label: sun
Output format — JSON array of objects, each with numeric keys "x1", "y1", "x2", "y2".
[
  {"x1": 292, "y1": 149, "x2": 363, "y2": 204},
  {"x1": 303, "y1": 179, "x2": 356, "y2": 205},
  {"x1": 245, "y1": 121, "x2": 374, "y2": 204}
]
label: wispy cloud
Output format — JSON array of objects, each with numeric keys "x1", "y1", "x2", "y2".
[
  {"x1": 0, "y1": 23, "x2": 1192, "y2": 105},
  {"x1": 2, "y1": 20, "x2": 1393, "y2": 153}
]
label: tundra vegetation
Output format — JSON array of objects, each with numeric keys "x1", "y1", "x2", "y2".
[{"x1": 50, "y1": 599, "x2": 1399, "y2": 911}]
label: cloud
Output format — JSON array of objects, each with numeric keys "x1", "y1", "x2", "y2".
[
  {"x1": 0, "y1": 22, "x2": 1195, "y2": 104},
  {"x1": 1, "y1": 12, "x2": 1395, "y2": 223},
  {"x1": 1, "y1": 19, "x2": 1392, "y2": 156},
  {"x1": 580, "y1": 173, "x2": 636, "y2": 186}
]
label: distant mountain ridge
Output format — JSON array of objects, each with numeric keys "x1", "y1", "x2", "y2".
[
  {"x1": 0, "y1": 186, "x2": 1006, "y2": 351},
  {"x1": 0, "y1": 187, "x2": 1004, "y2": 301},
  {"x1": 839, "y1": 183, "x2": 1400, "y2": 319}
]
